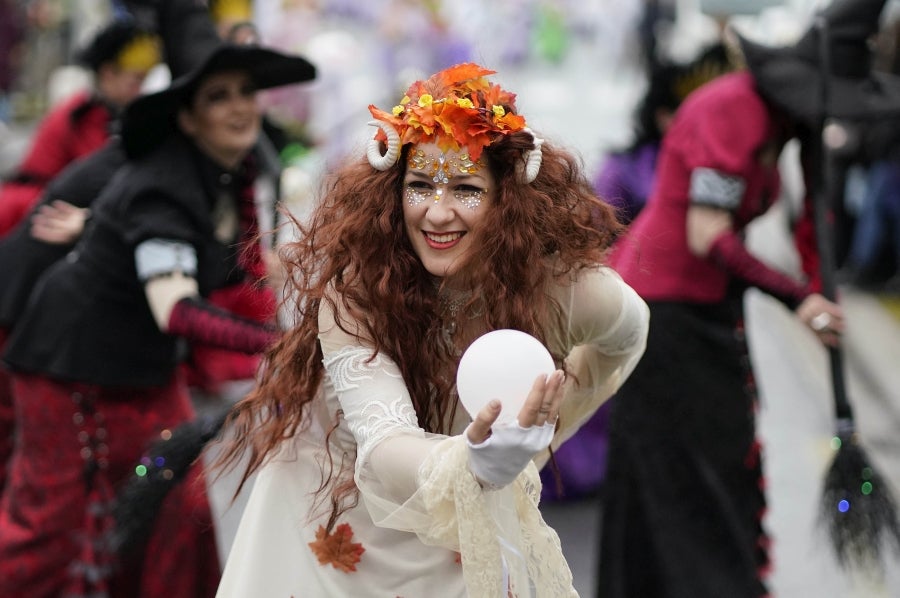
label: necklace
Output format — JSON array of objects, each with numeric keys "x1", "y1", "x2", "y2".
[
  {"x1": 441, "y1": 292, "x2": 469, "y2": 319},
  {"x1": 432, "y1": 280, "x2": 471, "y2": 349},
  {"x1": 439, "y1": 291, "x2": 468, "y2": 343}
]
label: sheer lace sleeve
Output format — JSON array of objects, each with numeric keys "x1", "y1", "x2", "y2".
[
  {"x1": 318, "y1": 298, "x2": 440, "y2": 510},
  {"x1": 317, "y1": 296, "x2": 578, "y2": 597},
  {"x1": 543, "y1": 266, "x2": 650, "y2": 457}
]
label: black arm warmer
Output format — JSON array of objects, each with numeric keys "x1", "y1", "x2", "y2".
[{"x1": 167, "y1": 296, "x2": 279, "y2": 354}]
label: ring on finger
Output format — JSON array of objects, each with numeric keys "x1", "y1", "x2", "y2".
[{"x1": 811, "y1": 312, "x2": 832, "y2": 332}]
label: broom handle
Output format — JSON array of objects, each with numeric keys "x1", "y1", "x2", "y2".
[
  {"x1": 813, "y1": 155, "x2": 853, "y2": 422},
  {"x1": 813, "y1": 16, "x2": 854, "y2": 424}
]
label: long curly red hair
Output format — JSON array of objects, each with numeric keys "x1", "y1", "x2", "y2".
[{"x1": 216, "y1": 126, "x2": 623, "y2": 518}]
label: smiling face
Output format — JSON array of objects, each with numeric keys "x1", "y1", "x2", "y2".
[
  {"x1": 402, "y1": 142, "x2": 496, "y2": 278},
  {"x1": 177, "y1": 69, "x2": 261, "y2": 169}
]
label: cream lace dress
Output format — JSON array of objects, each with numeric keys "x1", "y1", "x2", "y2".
[{"x1": 216, "y1": 266, "x2": 649, "y2": 598}]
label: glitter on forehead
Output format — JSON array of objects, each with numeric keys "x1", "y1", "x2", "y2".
[{"x1": 407, "y1": 149, "x2": 483, "y2": 184}]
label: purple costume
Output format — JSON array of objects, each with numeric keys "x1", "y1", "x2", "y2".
[
  {"x1": 539, "y1": 142, "x2": 660, "y2": 502},
  {"x1": 594, "y1": 142, "x2": 660, "y2": 224}
]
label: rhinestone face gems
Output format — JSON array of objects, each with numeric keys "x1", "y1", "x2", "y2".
[
  {"x1": 454, "y1": 188, "x2": 484, "y2": 210},
  {"x1": 407, "y1": 149, "x2": 483, "y2": 182},
  {"x1": 402, "y1": 142, "x2": 495, "y2": 278},
  {"x1": 405, "y1": 184, "x2": 430, "y2": 206},
  {"x1": 405, "y1": 148, "x2": 487, "y2": 209}
]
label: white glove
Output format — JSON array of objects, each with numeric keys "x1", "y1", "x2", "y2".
[{"x1": 466, "y1": 421, "x2": 555, "y2": 490}]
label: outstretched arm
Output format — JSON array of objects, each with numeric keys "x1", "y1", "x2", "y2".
[
  {"x1": 141, "y1": 239, "x2": 278, "y2": 354},
  {"x1": 687, "y1": 203, "x2": 844, "y2": 346}
]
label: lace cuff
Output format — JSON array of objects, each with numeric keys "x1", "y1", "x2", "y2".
[{"x1": 417, "y1": 436, "x2": 578, "y2": 598}]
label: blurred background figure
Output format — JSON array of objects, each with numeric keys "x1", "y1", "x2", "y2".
[
  {"x1": 842, "y1": 158, "x2": 900, "y2": 294},
  {"x1": 839, "y1": 5, "x2": 900, "y2": 294},
  {"x1": 0, "y1": 142, "x2": 126, "y2": 497},
  {"x1": 0, "y1": 0, "x2": 26, "y2": 124},
  {"x1": 0, "y1": 11, "x2": 162, "y2": 516},
  {"x1": 0, "y1": 0, "x2": 315, "y2": 595},
  {"x1": 595, "y1": 41, "x2": 736, "y2": 226},
  {"x1": 210, "y1": 0, "x2": 255, "y2": 40},
  {"x1": 637, "y1": 0, "x2": 677, "y2": 66},
  {"x1": 0, "y1": 17, "x2": 160, "y2": 236},
  {"x1": 539, "y1": 39, "x2": 737, "y2": 505},
  {"x1": 599, "y1": 1, "x2": 900, "y2": 596}
]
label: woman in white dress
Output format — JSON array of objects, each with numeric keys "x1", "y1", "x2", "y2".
[{"x1": 215, "y1": 63, "x2": 649, "y2": 598}]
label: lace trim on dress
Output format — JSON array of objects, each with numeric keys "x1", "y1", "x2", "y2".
[
  {"x1": 323, "y1": 346, "x2": 418, "y2": 464},
  {"x1": 418, "y1": 436, "x2": 578, "y2": 598}
]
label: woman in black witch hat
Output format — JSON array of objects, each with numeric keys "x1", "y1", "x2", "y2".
[
  {"x1": 597, "y1": 0, "x2": 900, "y2": 595},
  {"x1": 0, "y1": 0, "x2": 315, "y2": 595}
]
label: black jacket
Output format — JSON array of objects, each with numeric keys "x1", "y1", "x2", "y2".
[
  {"x1": 0, "y1": 139, "x2": 126, "y2": 328},
  {"x1": 4, "y1": 133, "x2": 252, "y2": 387}
]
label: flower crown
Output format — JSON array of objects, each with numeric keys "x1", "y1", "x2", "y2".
[
  {"x1": 368, "y1": 63, "x2": 528, "y2": 162},
  {"x1": 366, "y1": 63, "x2": 543, "y2": 182}
]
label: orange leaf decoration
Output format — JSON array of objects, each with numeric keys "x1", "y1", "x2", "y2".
[
  {"x1": 435, "y1": 63, "x2": 496, "y2": 88},
  {"x1": 368, "y1": 62, "x2": 528, "y2": 161},
  {"x1": 308, "y1": 523, "x2": 365, "y2": 573}
]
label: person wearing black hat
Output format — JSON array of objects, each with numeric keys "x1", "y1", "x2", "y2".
[
  {"x1": 0, "y1": 18, "x2": 160, "y2": 237},
  {"x1": 595, "y1": 42, "x2": 738, "y2": 227},
  {"x1": 595, "y1": 0, "x2": 900, "y2": 595},
  {"x1": 738, "y1": 0, "x2": 900, "y2": 295},
  {"x1": 0, "y1": 0, "x2": 316, "y2": 593}
]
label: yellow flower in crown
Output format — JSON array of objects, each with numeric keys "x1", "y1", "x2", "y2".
[{"x1": 368, "y1": 63, "x2": 527, "y2": 162}]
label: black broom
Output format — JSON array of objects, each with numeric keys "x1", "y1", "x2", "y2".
[{"x1": 812, "y1": 15, "x2": 900, "y2": 570}]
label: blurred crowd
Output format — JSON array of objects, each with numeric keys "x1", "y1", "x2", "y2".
[
  {"x1": 4, "y1": 0, "x2": 899, "y2": 295},
  {"x1": 1, "y1": 0, "x2": 899, "y2": 596}
]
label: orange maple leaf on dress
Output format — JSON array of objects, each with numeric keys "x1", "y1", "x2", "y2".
[{"x1": 308, "y1": 523, "x2": 365, "y2": 573}]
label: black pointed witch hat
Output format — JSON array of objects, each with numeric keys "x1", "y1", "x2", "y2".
[
  {"x1": 120, "y1": 0, "x2": 316, "y2": 158},
  {"x1": 736, "y1": 0, "x2": 900, "y2": 129}
]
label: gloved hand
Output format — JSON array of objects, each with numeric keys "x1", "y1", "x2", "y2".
[
  {"x1": 467, "y1": 421, "x2": 555, "y2": 489},
  {"x1": 465, "y1": 370, "x2": 565, "y2": 490}
]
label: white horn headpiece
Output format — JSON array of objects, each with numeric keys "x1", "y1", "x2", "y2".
[
  {"x1": 519, "y1": 127, "x2": 544, "y2": 184},
  {"x1": 367, "y1": 120, "x2": 401, "y2": 171}
]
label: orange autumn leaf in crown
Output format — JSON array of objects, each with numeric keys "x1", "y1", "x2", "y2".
[
  {"x1": 368, "y1": 62, "x2": 528, "y2": 161},
  {"x1": 308, "y1": 523, "x2": 365, "y2": 573}
]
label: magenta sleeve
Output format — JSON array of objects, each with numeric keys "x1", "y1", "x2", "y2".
[{"x1": 708, "y1": 230, "x2": 811, "y2": 309}]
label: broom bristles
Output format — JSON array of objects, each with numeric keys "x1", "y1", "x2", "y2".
[
  {"x1": 111, "y1": 407, "x2": 230, "y2": 556},
  {"x1": 819, "y1": 433, "x2": 900, "y2": 570}
]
